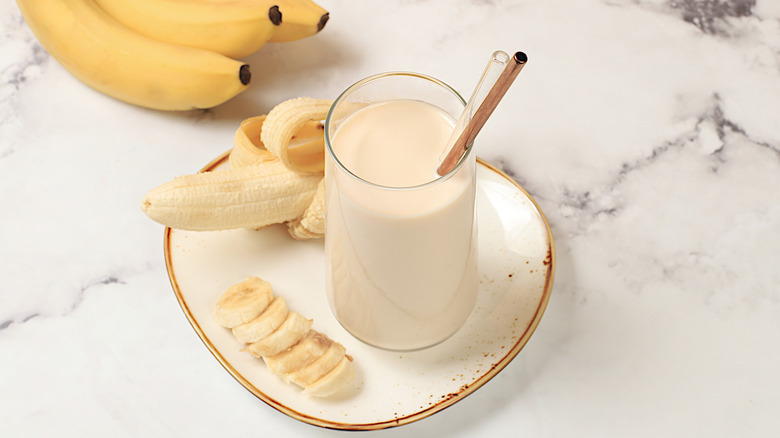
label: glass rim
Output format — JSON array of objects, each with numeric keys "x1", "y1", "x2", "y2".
[{"x1": 324, "y1": 71, "x2": 474, "y2": 191}]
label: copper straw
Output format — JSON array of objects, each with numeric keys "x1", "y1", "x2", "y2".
[{"x1": 437, "y1": 51, "x2": 527, "y2": 176}]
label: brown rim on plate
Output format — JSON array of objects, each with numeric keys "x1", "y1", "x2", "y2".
[{"x1": 163, "y1": 151, "x2": 556, "y2": 430}]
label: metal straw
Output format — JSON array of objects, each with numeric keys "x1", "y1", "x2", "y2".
[{"x1": 437, "y1": 51, "x2": 527, "y2": 176}]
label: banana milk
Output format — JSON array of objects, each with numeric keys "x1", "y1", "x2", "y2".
[{"x1": 325, "y1": 99, "x2": 478, "y2": 351}]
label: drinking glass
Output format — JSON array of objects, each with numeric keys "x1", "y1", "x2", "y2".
[{"x1": 324, "y1": 72, "x2": 478, "y2": 351}]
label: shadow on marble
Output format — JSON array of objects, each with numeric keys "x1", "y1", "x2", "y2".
[{"x1": 209, "y1": 32, "x2": 362, "y2": 122}]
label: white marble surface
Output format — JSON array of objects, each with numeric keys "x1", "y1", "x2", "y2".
[{"x1": 2, "y1": 0, "x2": 779, "y2": 436}]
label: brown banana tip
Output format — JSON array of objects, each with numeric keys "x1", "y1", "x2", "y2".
[
  {"x1": 317, "y1": 12, "x2": 329, "y2": 32},
  {"x1": 239, "y1": 64, "x2": 251, "y2": 85},
  {"x1": 269, "y1": 5, "x2": 282, "y2": 25}
]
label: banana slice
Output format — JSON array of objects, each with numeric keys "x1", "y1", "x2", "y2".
[
  {"x1": 263, "y1": 330, "x2": 331, "y2": 375},
  {"x1": 283, "y1": 340, "x2": 347, "y2": 387},
  {"x1": 244, "y1": 312, "x2": 313, "y2": 358},
  {"x1": 229, "y1": 115, "x2": 278, "y2": 169},
  {"x1": 214, "y1": 275, "x2": 354, "y2": 397},
  {"x1": 303, "y1": 356, "x2": 355, "y2": 398},
  {"x1": 214, "y1": 277, "x2": 273, "y2": 328},
  {"x1": 287, "y1": 178, "x2": 325, "y2": 240},
  {"x1": 231, "y1": 296, "x2": 288, "y2": 344},
  {"x1": 261, "y1": 97, "x2": 333, "y2": 174}
]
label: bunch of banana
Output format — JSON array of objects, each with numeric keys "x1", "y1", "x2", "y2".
[
  {"x1": 142, "y1": 97, "x2": 331, "y2": 238},
  {"x1": 216, "y1": 276, "x2": 355, "y2": 398},
  {"x1": 16, "y1": 0, "x2": 329, "y2": 110}
]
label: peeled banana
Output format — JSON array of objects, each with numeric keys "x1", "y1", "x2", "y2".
[
  {"x1": 16, "y1": 0, "x2": 251, "y2": 110},
  {"x1": 141, "y1": 160, "x2": 321, "y2": 231},
  {"x1": 142, "y1": 97, "x2": 330, "y2": 237},
  {"x1": 215, "y1": 277, "x2": 355, "y2": 397},
  {"x1": 93, "y1": 0, "x2": 281, "y2": 59},
  {"x1": 232, "y1": 115, "x2": 326, "y2": 174}
]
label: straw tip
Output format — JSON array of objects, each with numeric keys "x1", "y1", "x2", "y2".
[{"x1": 514, "y1": 52, "x2": 527, "y2": 63}]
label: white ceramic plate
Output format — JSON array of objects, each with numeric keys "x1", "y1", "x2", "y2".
[{"x1": 164, "y1": 152, "x2": 555, "y2": 430}]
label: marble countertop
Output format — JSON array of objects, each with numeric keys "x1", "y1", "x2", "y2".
[{"x1": 2, "y1": 0, "x2": 779, "y2": 436}]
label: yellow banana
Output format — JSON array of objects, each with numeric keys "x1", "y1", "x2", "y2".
[
  {"x1": 141, "y1": 160, "x2": 321, "y2": 231},
  {"x1": 17, "y1": 0, "x2": 251, "y2": 111},
  {"x1": 93, "y1": 0, "x2": 281, "y2": 59},
  {"x1": 196, "y1": 0, "x2": 328, "y2": 43},
  {"x1": 268, "y1": 0, "x2": 330, "y2": 42}
]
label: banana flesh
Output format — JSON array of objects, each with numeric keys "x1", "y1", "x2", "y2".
[
  {"x1": 287, "y1": 178, "x2": 325, "y2": 239},
  {"x1": 303, "y1": 356, "x2": 355, "y2": 398},
  {"x1": 263, "y1": 330, "x2": 331, "y2": 375},
  {"x1": 214, "y1": 276, "x2": 274, "y2": 328},
  {"x1": 141, "y1": 160, "x2": 321, "y2": 231},
  {"x1": 232, "y1": 296, "x2": 288, "y2": 344},
  {"x1": 283, "y1": 341, "x2": 348, "y2": 387},
  {"x1": 217, "y1": 277, "x2": 355, "y2": 397},
  {"x1": 142, "y1": 97, "x2": 331, "y2": 238},
  {"x1": 16, "y1": 0, "x2": 251, "y2": 111},
  {"x1": 244, "y1": 311, "x2": 313, "y2": 357},
  {"x1": 92, "y1": 0, "x2": 281, "y2": 59}
]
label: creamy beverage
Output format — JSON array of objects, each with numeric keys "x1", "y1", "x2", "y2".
[
  {"x1": 331, "y1": 99, "x2": 454, "y2": 187},
  {"x1": 325, "y1": 97, "x2": 478, "y2": 351}
]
